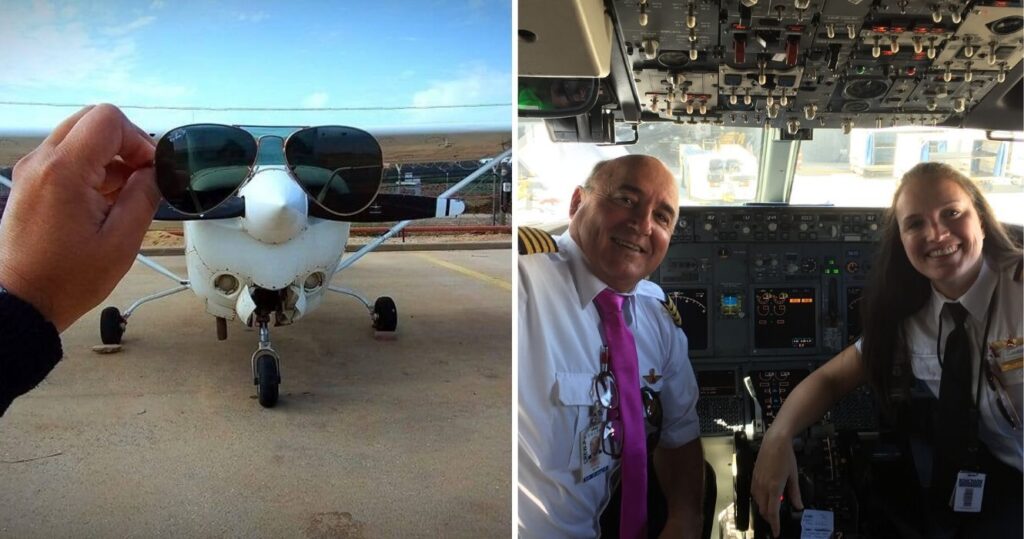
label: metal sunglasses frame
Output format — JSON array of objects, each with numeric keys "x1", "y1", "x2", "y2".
[
  {"x1": 594, "y1": 370, "x2": 664, "y2": 457},
  {"x1": 155, "y1": 123, "x2": 383, "y2": 218}
]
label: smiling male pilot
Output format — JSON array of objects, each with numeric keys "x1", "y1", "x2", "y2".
[{"x1": 518, "y1": 155, "x2": 705, "y2": 539}]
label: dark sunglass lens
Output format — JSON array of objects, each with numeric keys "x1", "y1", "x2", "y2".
[
  {"x1": 594, "y1": 372, "x2": 618, "y2": 409},
  {"x1": 601, "y1": 420, "x2": 623, "y2": 458},
  {"x1": 642, "y1": 387, "x2": 663, "y2": 426},
  {"x1": 285, "y1": 126, "x2": 383, "y2": 216},
  {"x1": 155, "y1": 125, "x2": 256, "y2": 215}
]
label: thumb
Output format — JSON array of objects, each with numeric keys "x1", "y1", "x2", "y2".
[
  {"x1": 102, "y1": 167, "x2": 160, "y2": 253},
  {"x1": 786, "y1": 466, "x2": 804, "y2": 510}
]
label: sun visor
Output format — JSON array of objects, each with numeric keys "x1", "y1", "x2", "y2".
[{"x1": 519, "y1": 0, "x2": 613, "y2": 78}]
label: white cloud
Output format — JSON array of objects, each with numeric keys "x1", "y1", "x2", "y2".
[
  {"x1": 0, "y1": 2, "x2": 191, "y2": 103},
  {"x1": 102, "y1": 15, "x2": 156, "y2": 36},
  {"x1": 412, "y1": 65, "x2": 510, "y2": 108},
  {"x1": 403, "y1": 65, "x2": 511, "y2": 126},
  {"x1": 302, "y1": 92, "x2": 329, "y2": 108},
  {"x1": 237, "y1": 11, "x2": 269, "y2": 23},
  {"x1": 150, "y1": 0, "x2": 166, "y2": 9}
]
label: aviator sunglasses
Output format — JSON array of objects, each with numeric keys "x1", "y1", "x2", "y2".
[
  {"x1": 154, "y1": 124, "x2": 383, "y2": 217},
  {"x1": 593, "y1": 359, "x2": 664, "y2": 458}
]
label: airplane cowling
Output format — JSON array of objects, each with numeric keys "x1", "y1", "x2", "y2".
[{"x1": 240, "y1": 167, "x2": 308, "y2": 244}]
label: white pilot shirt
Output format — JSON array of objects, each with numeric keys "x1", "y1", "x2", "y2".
[
  {"x1": 857, "y1": 257, "x2": 1023, "y2": 471},
  {"x1": 518, "y1": 233, "x2": 701, "y2": 539}
]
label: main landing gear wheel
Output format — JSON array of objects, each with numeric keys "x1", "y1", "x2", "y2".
[
  {"x1": 372, "y1": 296, "x2": 397, "y2": 332},
  {"x1": 254, "y1": 353, "x2": 280, "y2": 408},
  {"x1": 100, "y1": 306, "x2": 126, "y2": 344}
]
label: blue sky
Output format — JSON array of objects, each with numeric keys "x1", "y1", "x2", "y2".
[{"x1": 0, "y1": 0, "x2": 511, "y2": 132}]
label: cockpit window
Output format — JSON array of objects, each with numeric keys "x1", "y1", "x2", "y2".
[
  {"x1": 792, "y1": 127, "x2": 1024, "y2": 224},
  {"x1": 517, "y1": 121, "x2": 765, "y2": 225}
]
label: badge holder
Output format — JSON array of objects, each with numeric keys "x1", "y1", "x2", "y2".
[{"x1": 578, "y1": 346, "x2": 612, "y2": 483}]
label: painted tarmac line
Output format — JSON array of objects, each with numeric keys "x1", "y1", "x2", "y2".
[{"x1": 414, "y1": 253, "x2": 512, "y2": 291}]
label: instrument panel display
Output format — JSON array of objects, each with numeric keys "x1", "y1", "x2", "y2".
[
  {"x1": 753, "y1": 287, "x2": 817, "y2": 350},
  {"x1": 667, "y1": 288, "x2": 709, "y2": 351}
]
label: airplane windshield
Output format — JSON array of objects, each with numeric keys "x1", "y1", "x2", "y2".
[
  {"x1": 236, "y1": 127, "x2": 302, "y2": 167},
  {"x1": 253, "y1": 136, "x2": 286, "y2": 166},
  {"x1": 793, "y1": 127, "x2": 1024, "y2": 224},
  {"x1": 518, "y1": 121, "x2": 765, "y2": 225},
  {"x1": 518, "y1": 119, "x2": 1024, "y2": 226}
]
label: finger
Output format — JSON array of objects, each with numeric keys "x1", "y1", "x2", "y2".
[
  {"x1": 786, "y1": 467, "x2": 804, "y2": 510},
  {"x1": 99, "y1": 158, "x2": 134, "y2": 195},
  {"x1": 132, "y1": 122, "x2": 157, "y2": 148},
  {"x1": 767, "y1": 493, "x2": 781, "y2": 538},
  {"x1": 755, "y1": 479, "x2": 783, "y2": 538},
  {"x1": 59, "y1": 104, "x2": 156, "y2": 176},
  {"x1": 100, "y1": 167, "x2": 160, "y2": 253},
  {"x1": 42, "y1": 105, "x2": 96, "y2": 147}
]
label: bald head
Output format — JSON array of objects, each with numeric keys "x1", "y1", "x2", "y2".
[
  {"x1": 583, "y1": 155, "x2": 677, "y2": 195},
  {"x1": 569, "y1": 154, "x2": 679, "y2": 292}
]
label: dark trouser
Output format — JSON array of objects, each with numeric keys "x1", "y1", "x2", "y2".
[
  {"x1": 599, "y1": 459, "x2": 715, "y2": 539},
  {"x1": 867, "y1": 441, "x2": 1021, "y2": 538},
  {"x1": 925, "y1": 445, "x2": 1023, "y2": 539}
]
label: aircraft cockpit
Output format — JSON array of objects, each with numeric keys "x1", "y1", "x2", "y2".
[{"x1": 518, "y1": 1, "x2": 1023, "y2": 536}]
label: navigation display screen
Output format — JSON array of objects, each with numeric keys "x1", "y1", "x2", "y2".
[{"x1": 667, "y1": 288, "x2": 709, "y2": 351}]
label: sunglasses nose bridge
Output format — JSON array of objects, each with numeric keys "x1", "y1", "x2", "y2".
[{"x1": 239, "y1": 167, "x2": 309, "y2": 244}]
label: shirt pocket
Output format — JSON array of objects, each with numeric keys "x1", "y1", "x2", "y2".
[{"x1": 555, "y1": 372, "x2": 596, "y2": 469}]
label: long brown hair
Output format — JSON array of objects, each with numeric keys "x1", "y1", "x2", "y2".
[{"x1": 860, "y1": 162, "x2": 1023, "y2": 409}]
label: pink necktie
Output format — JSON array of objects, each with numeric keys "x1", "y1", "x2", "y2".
[{"x1": 594, "y1": 288, "x2": 647, "y2": 539}]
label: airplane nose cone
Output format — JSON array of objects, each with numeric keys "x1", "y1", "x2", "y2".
[{"x1": 240, "y1": 168, "x2": 308, "y2": 244}]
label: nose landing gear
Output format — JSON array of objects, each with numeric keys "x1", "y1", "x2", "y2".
[{"x1": 252, "y1": 315, "x2": 281, "y2": 408}]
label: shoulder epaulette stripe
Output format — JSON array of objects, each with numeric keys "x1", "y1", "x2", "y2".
[
  {"x1": 1014, "y1": 259, "x2": 1022, "y2": 283},
  {"x1": 518, "y1": 227, "x2": 558, "y2": 255},
  {"x1": 660, "y1": 295, "x2": 683, "y2": 329}
]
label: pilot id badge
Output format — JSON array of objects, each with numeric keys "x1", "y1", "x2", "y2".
[
  {"x1": 578, "y1": 421, "x2": 609, "y2": 484},
  {"x1": 952, "y1": 471, "x2": 986, "y2": 513},
  {"x1": 986, "y1": 337, "x2": 1023, "y2": 430}
]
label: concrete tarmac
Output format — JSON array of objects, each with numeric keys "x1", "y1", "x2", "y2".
[{"x1": 0, "y1": 250, "x2": 511, "y2": 538}]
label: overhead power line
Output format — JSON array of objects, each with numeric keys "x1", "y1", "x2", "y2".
[{"x1": 0, "y1": 101, "x2": 510, "y2": 112}]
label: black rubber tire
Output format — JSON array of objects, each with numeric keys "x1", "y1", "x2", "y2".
[
  {"x1": 100, "y1": 306, "x2": 125, "y2": 345},
  {"x1": 373, "y1": 296, "x2": 397, "y2": 331},
  {"x1": 256, "y1": 354, "x2": 280, "y2": 408}
]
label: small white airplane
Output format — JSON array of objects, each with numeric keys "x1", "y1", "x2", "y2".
[{"x1": 0, "y1": 124, "x2": 511, "y2": 407}]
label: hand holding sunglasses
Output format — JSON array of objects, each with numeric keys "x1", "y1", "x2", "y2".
[{"x1": 0, "y1": 104, "x2": 161, "y2": 332}]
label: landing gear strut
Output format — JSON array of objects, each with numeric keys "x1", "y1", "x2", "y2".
[
  {"x1": 328, "y1": 286, "x2": 398, "y2": 335},
  {"x1": 251, "y1": 315, "x2": 281, "y2": 408}
]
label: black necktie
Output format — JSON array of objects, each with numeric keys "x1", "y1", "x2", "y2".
[{"x1": 932, "y1": 302, "x2": 972, "y2": 502}]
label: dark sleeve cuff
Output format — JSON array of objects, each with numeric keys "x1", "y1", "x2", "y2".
[{"x1": 0, "y1": 290, "x2": 63, "y2": 416}]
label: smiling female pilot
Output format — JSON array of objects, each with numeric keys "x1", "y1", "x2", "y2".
[{"x1": 751, "y1": 162, "x2": 1023, "y2": 538}]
